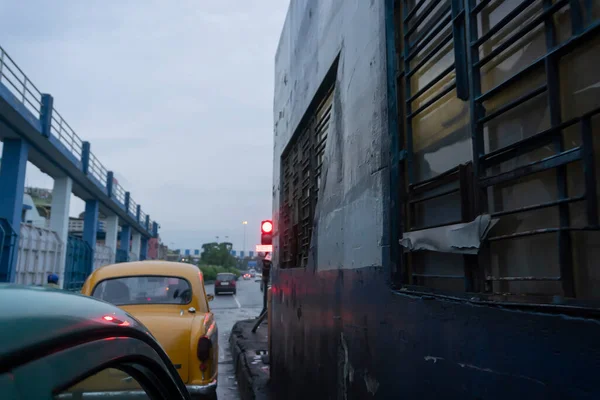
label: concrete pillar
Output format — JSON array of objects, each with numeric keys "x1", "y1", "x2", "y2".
[
  {"x1": 105, "y1": 215, "x2": 119, "y2": 264},
  {"x1": 49, "y1": 176, "x2": 72, "y2": 288},
  {"x1": 131, "y1": 232, "x2": 141, "y2": 261},
  {"x1": 83, "y1": 200, "x2": 99, "y2": 275},
  {"x1": 140, "y1": 237, "x2": 148, "y2": 261},
  {"x1": 120, "y1": 224, "x2": 131, "y2": 261},
  {"x1": 0, "y1": 139, "x2": 29, "y2": 282}
]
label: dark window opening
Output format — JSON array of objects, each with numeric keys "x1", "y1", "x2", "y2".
[{"x1": 279, "y1": 63, "x2": 337, "y2": 269}]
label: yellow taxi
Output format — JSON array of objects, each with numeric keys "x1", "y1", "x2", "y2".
[{"x1": 81, "y1": 261, "x2": 218, "y2": 399}]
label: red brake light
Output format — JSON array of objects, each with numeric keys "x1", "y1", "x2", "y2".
[
  {"x1": 215, "y1": 280, "x2": 220, "y2": 285},
  {"x1": 102, "y1": 315, "x2": 127, "y2": 326},
  {"x1": 261, "y1": 220, "x2": 273, "y2": 233},
  {"x1": 197, "y1": 336, "x2": 212, "y2": 362}
]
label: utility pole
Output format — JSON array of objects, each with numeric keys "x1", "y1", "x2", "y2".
[{"x1": 242, "y1": 221, "x2": 248, "y2": 256}]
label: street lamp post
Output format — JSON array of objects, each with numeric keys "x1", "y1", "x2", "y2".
[{"x1": 242, "y1": 221, "x2": 248, "y2": 256}]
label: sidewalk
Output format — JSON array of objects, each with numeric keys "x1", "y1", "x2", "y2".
[{"x1": 228, "y1": 319, "x2": 271, "y2": 400}]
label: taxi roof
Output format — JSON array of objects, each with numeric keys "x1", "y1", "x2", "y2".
[
  {"x1": 90, "y1": 261, "x2": 202, "y2": 282},
  {"x1": 0, "y1": 284, "x2": 148, "y2": 365}
]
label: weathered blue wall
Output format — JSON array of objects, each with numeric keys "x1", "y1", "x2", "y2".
[
  {"x1": 271, "y1": 267, "x2": 600, "y2": 399},
  {"x1": 271, "y1": 1, "x2": 600, "y2": 399}
]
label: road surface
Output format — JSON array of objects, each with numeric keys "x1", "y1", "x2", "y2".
[{"x1": 206, "y1": 278, "x2": 263, "y2": 400}]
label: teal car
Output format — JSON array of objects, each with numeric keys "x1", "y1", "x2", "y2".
[{"x1": 0, "y1": 285, "x2": 192, "y2": 399}]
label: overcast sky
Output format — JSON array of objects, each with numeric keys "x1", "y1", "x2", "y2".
[{"x1": 0, "y1": 1, "x2": 288, "y2": 252}]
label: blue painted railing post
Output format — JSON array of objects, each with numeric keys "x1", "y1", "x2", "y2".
[
  {"x1": 82, "y1": 141, "x2": 91, "y2": 175},
  {"x1": 0, "y1": 139, "x2": 29, "y2": 282},
  {"x1": 125, "y1": 192, "x2": 130, "y2": 215},
  {"x1": 145, "y1": 215, "x2": 150, "y2": 232},
  {"x1": 106, "y1": 171, "x2": 114, "y2": 198},
  {"x1": 140, "y1": 237, "x2": 148, "y2": 261},
  {"x1": 136, "y1": 205, "x2": 141, "y2": 224},
  {"x1": 83, "y1": 199, "x2": 99, "y2": 277},
  {"x1": 40, "y1": 94, "x2": 54, "y2": 138},
  {"x1": 120, "y1": 225, "x2": 131, "y2": 261},
  {"x1": 152, "y1": 222, "x2": 158, "y2": 237}
]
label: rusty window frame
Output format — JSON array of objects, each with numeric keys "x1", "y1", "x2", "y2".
[{"x1": 389, "y1": 0, "x2": 600, "y2": 302}]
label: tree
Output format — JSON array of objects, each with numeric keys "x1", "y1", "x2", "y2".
[{"x1": 200, "y1": 242, "x2": 236, "y2": 267}]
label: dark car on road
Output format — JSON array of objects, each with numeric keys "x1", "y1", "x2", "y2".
[
  {"x1": 214, "y1": 273, "x2": 236, "y2": 295},
  {"x1": 0, "y1": 284, "x2": 193, "y2": 399}
]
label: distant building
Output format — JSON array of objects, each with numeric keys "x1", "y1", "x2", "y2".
[
  {"x1": 22, "y1": 194, "x2": 49, "y2": 228},
  {"x1": 69, "y1": 218, "x2": 107, "y2": 233},
  {"x1": 148, "y1": 237, "x2": 160, "y2": 259}
]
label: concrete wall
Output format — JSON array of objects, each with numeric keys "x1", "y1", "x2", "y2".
[{"x1": 272, "y1": 0, "x2": 389, "y2": 271}]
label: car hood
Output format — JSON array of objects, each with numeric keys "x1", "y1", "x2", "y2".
[{"x1": 120, "y1": 305, "x2": 196, "y2": 383}]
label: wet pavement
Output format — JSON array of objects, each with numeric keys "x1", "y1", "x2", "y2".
[{"x1": 206, "y1": 278, "x2": 264, "y2": 400}]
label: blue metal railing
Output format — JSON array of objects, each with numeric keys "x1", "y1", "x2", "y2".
[
  {"x1": 129, "y1": 197, "x2": 138, "y2": 217},
  {"x1": 0, "y1": 218, "x2": 18, "y2": 282},
  {"x1": 0, "y1": 48, "x2": 43, "y2": 117},
  {"x1": 88, "y1": 151, "x2": 108, "y2": 188},
  {"x1": 0, "y1": 45, "x2": 158, "y2": 237},
  {"x1": 49, "y1": 109, "x2": 84, "y2": 161},
  {"x1": 139, "y1": 210, "x2": 147, "y2": 224},
  {"x1": 64, "y1": 236, "x2": 92, "y2": 291},
  {"x1": 113, "y1": 182, "x2": 126, "y2": 205}
]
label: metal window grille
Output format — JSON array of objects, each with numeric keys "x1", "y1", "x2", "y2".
[
  {"x1": 280, "y1": 86, "x2": 334, "y2": 269},
  {"x1": 393, "y1": 0, "x2": 600, "y2": 300}
]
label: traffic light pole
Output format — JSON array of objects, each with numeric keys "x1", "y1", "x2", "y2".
[
  {"x1": 252, "y1": 221, "x2": 273, "y2": 334},
  {"x1": 252, "y1": 254, "x2": 271, "y2": 333}
]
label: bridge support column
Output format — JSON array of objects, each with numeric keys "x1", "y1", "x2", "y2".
[
  {"x1": 49, "y1": 177, "x2": 72, "y2": 288},
  {"x1": 140, "y1": 237, "x2": 148, "y2": 261},
  {"x1": 0, "y1": 139, "x2": 29, "y2": 282},
  {"x1": 120, "y1": 224, "x2": 131, "y2": 261},
  {"x1": 83, "y1": 200, "x2": 99, "y2": 275},
  {"x1": 131, "y1": 232, "x2": 141, "y2": 261},
  {"x1": 105, "y1": 215, "x2": 119, "y2": 264}
]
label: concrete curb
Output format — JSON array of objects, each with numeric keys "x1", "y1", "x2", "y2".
[{"x1": 229, "y1": 319, "x2": 270, "y2": 400}]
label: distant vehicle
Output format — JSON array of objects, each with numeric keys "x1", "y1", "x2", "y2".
[
  {"x1": 249, "y1": 268, "x2": 256, "y2": 278},
  {"x1": 243, "y1": 273, "x2": 251, "y2": 280},
  {"x1": 81, "y1": 261, "x2": 218, "y2": 399},
  {"x1": 0, "y1": 285, "x2": 191, "y2": 399},
  {"x1": 214, "y1": 272, "x2": 237, "y2": 295}
]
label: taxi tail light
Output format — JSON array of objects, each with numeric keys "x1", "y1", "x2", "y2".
[{"x1": 197, "y1": 336, "x2": 212, "y2": 362}]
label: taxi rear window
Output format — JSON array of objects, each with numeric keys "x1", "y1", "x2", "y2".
[{"x1": 92, "y1": 276, "x2": 192, "y2": 306}]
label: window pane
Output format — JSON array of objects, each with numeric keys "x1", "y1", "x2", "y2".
[
  {"x1": 54, "y1": 367, "x2": 150, "y2": 400},
  {"x1": 216, "y1": 273, "x2": 235, "y2": 280},
  {"x1": 92, "y1": 276, "x2": 192, "y2": 305}
]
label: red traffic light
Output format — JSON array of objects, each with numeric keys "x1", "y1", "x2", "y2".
[
  {"x1": 261, "y1": 220, "x2": 273, "y2": 246},
  {"x1": 261, "y1": 220, "x2": 273, "y2": 234}
]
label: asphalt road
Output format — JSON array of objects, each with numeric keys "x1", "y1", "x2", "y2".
[{"x1": 206, "y1": 278, "x2": 264, "y2": 400}]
